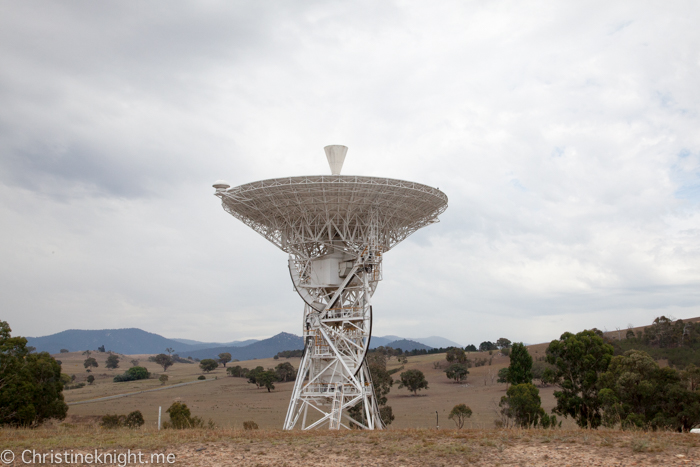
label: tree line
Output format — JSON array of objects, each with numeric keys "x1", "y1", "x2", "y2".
[
  {"x1": 226, "y1": 362, "x2": 296, "y2": 392},
  {"x1": 496, "y1": 323, "x2": 700, "y2": 431}
]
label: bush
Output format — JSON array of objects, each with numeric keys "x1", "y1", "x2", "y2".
[
  {"x1": 197, "y1": 375, "x2": 206, "y2": 380},
  {"x1": 164, "y1": 402, "x2": 204, "y2": 429},
  {"x1": 124, "y1": 410, "x2": 145, "y2": 428},
  {"x1": 101, "y1": 411, "x2": 144, "y2": 429},
  {"x1": 199, "y1": 359, "x2": 218, "y2": 373},
  {"x1": 159, "y1": 374, "x2": 168, "y2": 385},
  {"x1": 113, "y1": 366, "x2": 149, "y2": 382},
  {"x1": 499, "y1": 383, "x2": 558, "y2": 428},
  {"x1": 64, "y1": 382, "x2": 86, "y2": 390},
  {"x1": 60, "y1": 349, "x2": 69, "y2": 353},
  {"x1": 101, "y1": 414, "x2": 125, "y2": 428},
  {"x1": 243, "y1": 420, "x2": 259, "y2": 430},
  {"x1": 87, "y1": 375, "x2": 95, "y2": 385}
]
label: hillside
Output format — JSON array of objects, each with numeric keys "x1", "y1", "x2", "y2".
[
  {"x1": 27, "y1": 327, "x2": 460, "y2": 359},
  {"x1": 26, "y1": 328, "x2": 197, "y2": 355},
  {"x1": 168, "y1": 338, "x2": 260, "y2": 350},
  {"x1": 185, "y1": 332, "x2": 304, "y2": 360},
  {"x1": 411, "y1": 336, "x2": 462, "y2": 348},
  {"x1": 383, "y1": 338, "x2": 432, "y2": 351}
]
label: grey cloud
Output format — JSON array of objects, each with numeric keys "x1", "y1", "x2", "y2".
[{"x1": 1, "y1": 1, "x2": 699, "y2": 345}]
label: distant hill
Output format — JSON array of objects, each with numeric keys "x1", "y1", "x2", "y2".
[
  {"x1": 369, "y1": 336, "x2": 402, "y2": 348},
  {"x1": 384, "y1": 339, "x2": 432, "y2": 351},
  {"x1": 169, "y1": 338, "x2": 260, "y2": 350},
  {"x1": 369, "y1": 335, "x2": 461, "y2": 349},
  {"x1": 410, "y1": 336, "x2": 462, "y2": 348},
  {"x1": 26, "y1": 328, "x2": 199, "y2": 355},
  {"x1": 26, "y1": 327, "x2": 457, "y2": 359},
  {"x1": 185, "y1": 333, "x2": 303, "y2": 361}
]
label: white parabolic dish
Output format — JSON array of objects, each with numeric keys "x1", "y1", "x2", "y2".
[{"x1": 216, "y1": 175, "x2": 448, "y2": 254}]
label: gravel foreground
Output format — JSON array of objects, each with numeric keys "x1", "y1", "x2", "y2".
[{"x1": 2, "y1": 427, "x2": 699, "y2": 466}]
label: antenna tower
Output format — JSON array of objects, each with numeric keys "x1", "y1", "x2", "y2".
[{"x1": 213, "y1": 145, "x2": 447, "y2": 430}]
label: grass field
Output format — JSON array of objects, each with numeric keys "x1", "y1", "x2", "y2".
[
  {"x1": 58, "y1": 345, "x2": 561, "y2": 430},
  {"x1": 3, "y1": 345, "x2": 699, "y2": 465}
]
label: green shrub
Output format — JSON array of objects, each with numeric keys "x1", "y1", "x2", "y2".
[
  {"x1": 499, "y1": 383, "x2": 547, "y2": 428},
  {"x1": 101, "y1": 410, "x2": 144, "y2": 429},
  {"x1": 64, "y1": 382, "x2": 86, "y2": 390},
  {"x1": 101, "y1": 414, "x2": 125, "y2": 428},
  {"x1": 163, "y1": 402, "x2": 204, "y2": 429},
  {"x1": 199, "y1": 359, "x2": 218, "y2": 373},
  {"x1": 113, "y1": 366, "x2": 149, "y2": 382},
  {"x1": 124, "y1": 410, "x2": 144, "y2": 428},
  {"x1": 197, "y1": 375, "x2": 206, "y2": 380}
]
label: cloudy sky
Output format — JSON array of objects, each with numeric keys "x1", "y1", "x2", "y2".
[{"x1": 1, "y1": 1, "x2": 699, "y2": 346}]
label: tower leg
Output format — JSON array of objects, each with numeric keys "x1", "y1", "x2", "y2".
[{"x1": 283, "y1": 304, "x2": 383, "y2": 430}]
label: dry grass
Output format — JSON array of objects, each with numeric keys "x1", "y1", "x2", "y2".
[
  {"x1": 59, "y1": 348, "x2": 572, "y2": 430},
  {"x1": 1, "y1": 426, "x2": 699, "y2": 466},
  {"x1": 35, "y1": 348, "x2": 700, "y2": 465}
]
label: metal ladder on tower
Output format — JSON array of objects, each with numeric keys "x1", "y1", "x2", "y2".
[{"x1": 329, "y1": 383, "x2": 343, "y2": 430}]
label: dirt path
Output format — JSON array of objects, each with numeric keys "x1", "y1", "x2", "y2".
[{"x1": 67, "y1": 378, "x2": 213, "y2": 405}]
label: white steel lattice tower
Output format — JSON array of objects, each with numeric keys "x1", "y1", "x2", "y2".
[{"x1": 213, "y1": 146, "x2": 447, "y2": 430}]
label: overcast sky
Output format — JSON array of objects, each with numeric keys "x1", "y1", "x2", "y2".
[{"x1": 1, "y1": 1, "x2": 699, "y2": 346}]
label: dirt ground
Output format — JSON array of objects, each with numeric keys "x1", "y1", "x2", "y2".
[
  {"x1": 59, "y1": 345, "x2": 567, "y2": 430},
  {"x1": 2, "y1": 427, "x2": 699, "y2": 466}
]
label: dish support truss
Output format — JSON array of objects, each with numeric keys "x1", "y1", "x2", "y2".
[{"x1": 284, "y1": 229, "x2": 384, "y2": 430}]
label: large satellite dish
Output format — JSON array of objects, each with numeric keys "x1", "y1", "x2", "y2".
[{"x1": 214, "y1": 145, "x2": 447, "y2": 430}]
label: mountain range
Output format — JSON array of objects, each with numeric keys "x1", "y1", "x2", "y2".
[{"x1": 26, "y1": 328, "x2": 462, "y2": 359}]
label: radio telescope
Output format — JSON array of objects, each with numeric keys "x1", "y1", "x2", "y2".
[{"x1": 213, "y1": 145, "x2": 447, "y2": 430}]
